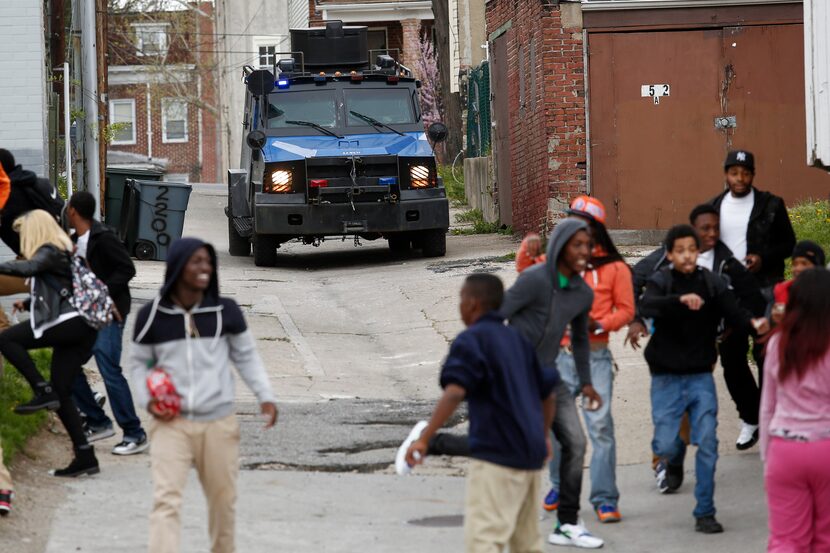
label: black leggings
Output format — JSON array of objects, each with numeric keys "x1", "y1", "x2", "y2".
[{"x1": 0, "y1": 317, "x2": 97, "y2": 448}]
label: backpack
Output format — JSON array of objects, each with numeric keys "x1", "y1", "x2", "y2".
[{"x1": 43, "y1": 254, "x2": 115, "y2": 330}]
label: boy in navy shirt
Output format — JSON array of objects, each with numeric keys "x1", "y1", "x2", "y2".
[{"x1": 405, "y1": 273, "x2": 557, "y2": 553}]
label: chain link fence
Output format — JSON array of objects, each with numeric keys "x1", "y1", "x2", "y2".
[{"x1": 466, "y1": 61, "x2": 491, "y2": 158}]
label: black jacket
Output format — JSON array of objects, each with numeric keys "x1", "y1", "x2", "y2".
[
  {"x1": 641, "y1": 267, "x2": 754, "y2": 375},
  {"x1": 80, "y1": 221, "x2": 136, "y2": 317},
  {"x1": 0, "y1": 245, "x2": 75, "y2": 336},
  {"x1": 632, "y1": 241, "x2": 767, "y2": 323},
  {"x1": 708, "y1": 188, "x2": 796, "y2": 288},
  {"x1": 0, "y1": 166, "x2": 64, "y2": 255}
]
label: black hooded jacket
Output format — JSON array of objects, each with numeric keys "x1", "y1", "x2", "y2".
[
  {"x1": 0, "y1": 166, "x2": 64, "y2": 255},
  {"x1": 632, "y1": 240, "x2": 766, "y2": 323},
  {"x1": 82, "y1": 221, "x2": 136, "y2": 317},
  {"x1": 708, "y1": 187, "x2": 796, "y2": 288}
]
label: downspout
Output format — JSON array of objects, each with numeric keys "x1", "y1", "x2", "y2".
[
  {"x1": 146, "y1": 83, "x2": 153, "y2": 160},
  {"x1": 197, "y1": 77, "x2": 203, "y2": 178}
]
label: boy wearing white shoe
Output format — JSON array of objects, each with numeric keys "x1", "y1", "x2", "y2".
[{"x1": 405, "y1": 274, "x2": 556, "y2": 553}]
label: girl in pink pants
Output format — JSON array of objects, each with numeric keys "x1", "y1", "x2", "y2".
[{"x1": 761, "y1": 268, "x2": 830, "y2": 553}]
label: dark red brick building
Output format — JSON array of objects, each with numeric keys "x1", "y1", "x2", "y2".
[{"x1": 106, "y1": 2, "x2": 220, "y2": 183}]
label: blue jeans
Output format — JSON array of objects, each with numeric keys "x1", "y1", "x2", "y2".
[
  {"x1": 71, "y1": 320, "x2": 145, "y2": 442},
  {"x1": 651, "y1": 372, "x2": 719, "y2": 519},
  {"x1": 550, "y1": 348, "x2": 619, "y2": 508}
]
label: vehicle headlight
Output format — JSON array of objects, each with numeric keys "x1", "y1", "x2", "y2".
[
  {"x1": 409, "y1": 165, "x2": 432, "y2": 188},
  {"x1": 266, "y1": 169, "x2": 293, "y2": 193}
]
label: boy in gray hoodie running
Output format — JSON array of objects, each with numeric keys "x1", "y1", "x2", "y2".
[
  {"x1": 501, "y1": 218, "x2": 603, "y2": 549},
  {"x1": 130, "y1": 238, "x2": 277, "y2": 553}
]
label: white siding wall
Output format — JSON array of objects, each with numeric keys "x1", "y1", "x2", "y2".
[
  {"x1": 805, "y1": 0, "x2": 830, "y2": 168},
  {"x1": 288, "y1": 0, "x2": 309, "y2": 30},
  {"x1": 0, "y1": 0, "x2": 48, "y2": 176},
  {"x1": 215, "y1": 0, "x2": 291, "y2": 175}
]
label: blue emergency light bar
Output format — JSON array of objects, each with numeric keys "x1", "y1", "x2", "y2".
[
  {"x1": 277, "y1": 79, "x2": 290, "y2": 89},
  {"x1": 378, "y1": 177, "x2": 397, "y2": 186}
]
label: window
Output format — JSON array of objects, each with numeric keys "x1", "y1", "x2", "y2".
[
  {"x1": 133, "y1": 23, "x2": 169, "y2": 56},
  {"x1": 109, "y1": 99, "x2": 136, "y2": 145},
  {"x1": 162, "y1": 98, "x2": 188, "y2": 143},
  {"x1": 267, "y1": 89, "x2": 338, "y2": 129},
  {"x1": 345, "y1": 88, "x2": 416, "y2": 126},
  {"x1": 253, "y1": 36, "x2": 287, "y2": 69},
  {"x1": 367, "y1": 28, "x2": 388, "y2": 57}
]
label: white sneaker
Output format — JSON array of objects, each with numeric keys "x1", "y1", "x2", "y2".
[
  {"x1": 395, "y1": 421, "x2": 428, "y2": 475},
  {"x1": 112, "y1": 436, "x2": 149, "y2": 456},
  {"x1": 548, "y1": 521, "x2": 604, "y2": 549},
  {"x1": 736, "y1": 421, "x2": 759, "y2": 450}
]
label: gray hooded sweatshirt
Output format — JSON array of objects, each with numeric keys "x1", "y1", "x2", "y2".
[{"x1": 500, "y1": 218, "x2": 594, "y2": 387}]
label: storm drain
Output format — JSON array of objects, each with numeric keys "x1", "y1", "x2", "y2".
[{"x1": 407, "y1": 515, "x2": 464, "y2": 528}]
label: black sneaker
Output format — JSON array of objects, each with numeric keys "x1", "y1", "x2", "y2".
[
  {"x1": 84, "y1": 425, "x2": 116, "y2": 443},
  {"x1": 51, "y1": 445, "x2": 100, "y2": 478},
  {"x1": 666, "y1": 463, "x2": 684, "y2": 492},
  {"x1": 14, "y1": 384, "x2": 60, "y2": 415},
  {"x1": 695, "y1": 515, "x2": 724, "y2": 534},
  {"x1": 654, "y1": 459, "x2": 670, "y2": 493},
  {"x1": 112, "y1": 435, "x2": 149, "y2": 456},
  {"x1": 94, "y1": 391, "x2": 107, "y2": 409},
  {"x1": 0, "y1": 490, "x2": 12, "y2": 516}
]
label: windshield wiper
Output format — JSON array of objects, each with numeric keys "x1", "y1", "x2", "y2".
[
  {"x1": 349, "y1": 111, "x2": 405, "y2": 136},
  {"x1": 285, "y1": 120, "x2": 344, "y2": 139}
]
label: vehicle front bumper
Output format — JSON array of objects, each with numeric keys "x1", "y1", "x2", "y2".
[{"x1": 253, "y1": 191, "x2": 450, "y2": 235}]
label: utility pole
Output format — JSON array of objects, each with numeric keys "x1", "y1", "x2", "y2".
[
  {"x1": 96, "y1": 0, "x2": 108, "y2": 214},
  {"x1": 82, "y1": 0, "x2": 101, "y2": 217},
  {"x1": 72, "y1": 0, "x2": 85, "y2": 191}
]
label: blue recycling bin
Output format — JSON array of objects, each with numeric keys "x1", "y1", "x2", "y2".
[{"x1": 121, "y1": 179, "x2": 192, "y2": 261}]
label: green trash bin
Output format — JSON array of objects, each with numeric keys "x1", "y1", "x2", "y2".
[
  {"x1": 104, "y1": 167, "x2": 163, "y2": 230},
  {"x1": 122, "y1": 179, "x2": 192, "y2": 261}
]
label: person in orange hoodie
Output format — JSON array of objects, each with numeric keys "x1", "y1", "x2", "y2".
[
  {"x1": 0, "y1": 164, "x2": 13, "y2": 517},
  {"x1": 528, "y1": 196, "x2": 635, "y2": 524}
]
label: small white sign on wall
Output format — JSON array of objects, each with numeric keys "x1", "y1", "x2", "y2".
[{"x1": 641, "y1": 84, "x2": 671, "y2": 104}]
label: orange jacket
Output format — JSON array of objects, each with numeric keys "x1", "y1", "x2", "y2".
[
  {"x1": 567, "y1": 259, "x2": 636, "y2": 344},
  {"x1": 0, "y1": 165, "x2": 9, "y2": 210},
  {"x1": 516, "y1": 234, "x2": 547, "y2": 273}
]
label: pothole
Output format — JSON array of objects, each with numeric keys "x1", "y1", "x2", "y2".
[
  {"x1": 427, "y1": 256, "x2": 512, "y2": 274},
  {"x1": 317, "y1": 440, "x2": 400, "y2": 455}
]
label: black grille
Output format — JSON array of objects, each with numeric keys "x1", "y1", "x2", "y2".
[{"x1": 306, "y1": 156, "x2": 398, "y2": 180}]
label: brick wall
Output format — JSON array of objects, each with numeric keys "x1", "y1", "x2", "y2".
[{"x1": 485, "y1": 0, "x2": 587, "y2": 234}]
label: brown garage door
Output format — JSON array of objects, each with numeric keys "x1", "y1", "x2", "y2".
[{"x1": 589, "y1": 24, "x2": 830, "y2": 229}]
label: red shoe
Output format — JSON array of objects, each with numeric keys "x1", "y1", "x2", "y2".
[{"x1": 0, "y1": 490, "x2": 13, "y2": 516}]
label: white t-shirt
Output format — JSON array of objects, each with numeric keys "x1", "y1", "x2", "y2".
[
  {"x1": 76, "y1": 230, "x2": 90, "y2": 259},
  {"x1": 719, "y1": 189, "x2": 754, "y2": 264},
  {"x1": 697, "y1": 248, "x2": 715, "y2": 272}
]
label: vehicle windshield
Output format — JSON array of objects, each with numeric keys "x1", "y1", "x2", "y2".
[
  {"x1": 267, "y1": 89, "x2": 337, "y2": 128},
  {"x1": 345, "y1": 88, "x2": 415, "y2": 126}
]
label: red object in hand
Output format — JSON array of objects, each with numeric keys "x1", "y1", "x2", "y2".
[
  {"x1": 147, "y1": 368, "x2": 181, "y2": 417},
  {"x1": 774, "y1": 280, "x2": 793, "y2": 305}
]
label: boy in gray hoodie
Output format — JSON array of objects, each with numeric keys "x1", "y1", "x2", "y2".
[
  {"x1": 130, "y1": 238, "x2": 277, "y2": 553},
  {"x1": 501, "y1": 218, "x2": 603, "y2": 549}
]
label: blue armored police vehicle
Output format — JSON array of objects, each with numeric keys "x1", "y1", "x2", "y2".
[{"x1": 226, "y1": 21, "x2": 450, "y2": 266}]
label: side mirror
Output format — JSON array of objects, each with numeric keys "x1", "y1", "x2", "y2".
[
  {"x1": 247, "y1": 69, "x2": 275, "y2": 96},
  {"x1": 247, "y1": 130, "x2": 267, "y2": 151},
  {"x1": 427, "y1": 122, "x2": 448, "y2": 144}
]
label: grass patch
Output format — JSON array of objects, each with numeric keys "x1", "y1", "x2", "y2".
[
  {"x1": 790, "y1": 199, "x2": 830, "y2": 253},
  {"x1": 452, "y1": 209, "x2": 513, "y2": 236},
  {"x1": 438, "y1": 164, "x2": 466, "y2": 204},
  {"x1": 1, "y1": 350, "x2": 52, "y2": 465}
]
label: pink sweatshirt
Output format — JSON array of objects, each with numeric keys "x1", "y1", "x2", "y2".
[{"x1": 760, "y1": 333, "x2": 830, "y2": 461}]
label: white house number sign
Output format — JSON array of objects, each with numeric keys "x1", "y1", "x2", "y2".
[{"x1": 641, "y1": 84, "x2": 671, "y2": 104}]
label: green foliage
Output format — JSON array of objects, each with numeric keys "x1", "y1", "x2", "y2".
[
  {"x1": 104, "y1": 122, "x2": 132, "y2": 145},
  {"x1": 782, "y1": 200, "x2": 830, "y2": 279},
  {"x1": 0, "y1": 351, "x2": 53, "y2": 465},
  {"x1": 438, "y1": 164, "x2": 466, "y2": 204},
  {"x1": 452, "y1": 208, "x2": 512, "y2": 235},
  {"x1": 789, "y1": 199, "x2": 830, "y2": 253}
]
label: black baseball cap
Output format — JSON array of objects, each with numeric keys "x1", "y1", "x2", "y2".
[{"x1": 724, "y1": 150, "x2": 755, "y2": 172}]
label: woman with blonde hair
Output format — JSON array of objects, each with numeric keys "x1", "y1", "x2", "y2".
[{"x1": 0, "y1": 209, "x2": 99, "y2": 477}]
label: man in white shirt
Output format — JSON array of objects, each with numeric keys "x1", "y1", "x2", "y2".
[{"x1": 707, "y1": 151, "x2": 795, "y2": 450}]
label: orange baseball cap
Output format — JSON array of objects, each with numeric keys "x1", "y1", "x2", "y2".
[{"x1": 566, "y1": 195, "x2": 607, "y2": 225}]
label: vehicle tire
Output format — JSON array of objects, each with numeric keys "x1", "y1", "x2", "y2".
[
  {"x1": 228, "y1": 218, "x2": 251, "y2": 256},
  {"x1": 420, "y1": 229, "x2": 447, "y2": 258},
  {"x1": 387, "y1": 234, "x2": 410, "y2": 253},
  {"x1": 134, "y1": 240, "x2": 156, "y2": 261},
  {"x1": 253, "y1": 234, "x2": 278, "y2": 267}
]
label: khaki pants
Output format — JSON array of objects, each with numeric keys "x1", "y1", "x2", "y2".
[
  {"x1": 464, "y1": 459, "x2": 544, "y2": 553},
  {"x1": 0, "y1": 443, "x2": 12, "y2": 490},
  {"x1": 148, "y1": 415, "x2": 240, "y2": 553}
]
